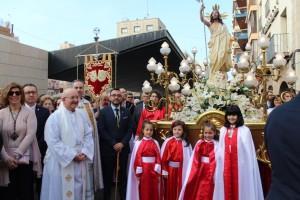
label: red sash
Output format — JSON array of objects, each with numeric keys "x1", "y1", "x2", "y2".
[
  {"x1": 161, "y1": 138, "x2": 183, "y2": 200},
  {"x1": 224, "y1": 128, "x2": 239, "y2": 200}
]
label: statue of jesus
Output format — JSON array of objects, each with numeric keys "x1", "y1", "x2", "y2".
[{"x1": 200, "y1": 3, "x2": 232, "y2": 80}]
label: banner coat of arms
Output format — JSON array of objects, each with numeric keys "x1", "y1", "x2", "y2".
[{"x1": 84, "y1": 54, "x2": 112, "y2": 98}]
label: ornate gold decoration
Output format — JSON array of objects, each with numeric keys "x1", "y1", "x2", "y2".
[
  {"x1": 256, "y1": 141, "x2": 271, "y2": 168},
  {"x1": 212, "y1": 4, "x2": 220, "y2": 12},
  {"x1": 154, "y1": 110, "x2": 270, "y2": 167},
  {"x1": 195, "y1": 110, "x2": 225, "y2": 139},
  {"x1": 84, "y1": 54, "x2": 112, "y2": 100},
  {"x1": 280, "y1": 91, "x2": 291, "y2": 103},
  {"x1": 156, "y1": 129, "x2": 169, "y2": 141},
  {"x1": 145, "y1": 99, "x2": 161, "y2": 112}
]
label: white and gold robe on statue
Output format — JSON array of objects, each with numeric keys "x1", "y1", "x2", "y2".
[{"x1": 40, "y1": 104, "x2": 94, "y2": 200}]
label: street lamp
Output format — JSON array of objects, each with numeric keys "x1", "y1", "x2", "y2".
[
  {"x1": 145, "y1": 42, "x2": 179, "y2": 120},
  {"x1": 285, "y1": 66, "x2": 297, "y2": 87},
  {"x1": 239, "y1": 34, "x2": 296, "y2": 120},
  {"x1": 144, "y1": 42, "x2": 206, "y2": 120}
]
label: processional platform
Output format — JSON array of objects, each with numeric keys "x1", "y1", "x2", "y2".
[{"x1": 152, "y1": 110, "x2": 271, "y2": 196}]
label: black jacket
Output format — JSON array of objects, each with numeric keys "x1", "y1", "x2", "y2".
[
  {"x1": 132, "y1": 101, "x2": 144, "y2": 134},
  {"x1": 265, "y1": 94, "x2": 300, "y2": 199},
  {"x1": 124, "y1": 101, "x2": 135, "y2": 115},
  {"x1": 35, "y1": 105, "x2": 50, "y2": 159},
  {"x1": 98, "y1": 105, "x2": 132, "y2": 156}
]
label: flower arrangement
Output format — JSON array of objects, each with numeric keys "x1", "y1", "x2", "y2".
[{"x1": 171, "y1": 71, "x2": 264, "y2": 122}]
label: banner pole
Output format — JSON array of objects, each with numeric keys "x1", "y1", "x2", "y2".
[{"x1": 114, "y1": 54, "x2": 117, "y2": 88}]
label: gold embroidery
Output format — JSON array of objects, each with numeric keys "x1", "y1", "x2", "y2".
[
  {"x1": 66, "y1": 191, "x2": 72, "y2": 198},
  {"x1": 84, "y1": 103, "x2": 96, "y2": 133},
  {"x1": 65, "y1": 174, "x2": 72, "y2": 182}
]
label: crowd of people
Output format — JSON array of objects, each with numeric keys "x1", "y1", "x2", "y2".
[{"x1": 0, "y1": 80, "x2": 297, "y2": 200}]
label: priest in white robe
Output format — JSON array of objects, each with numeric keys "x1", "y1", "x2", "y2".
[{"x1": 40, "y1": 88, "x2": 94, "y2": 200}]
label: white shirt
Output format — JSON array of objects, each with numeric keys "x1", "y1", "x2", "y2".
[
  {"x1": 110, "y1": 104, "x2": 121, "y2": 118},
  {"x1": 25, "y1": 103, "x2": 36, "y2": 111}
]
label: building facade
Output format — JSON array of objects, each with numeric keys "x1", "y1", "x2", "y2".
[
  {"x1": 232, "y1": 0, "x2": 248, "y2": 66},
  {"x1": 233, "y1": 0, "x2": 300, "y2": 94},
  {"x1": 117, "y1": 18, "x2": 166, "y2": 37}
]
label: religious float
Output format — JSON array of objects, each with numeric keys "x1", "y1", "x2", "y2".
[{"x1": 138, "y1": 2, "x2": 299, "y2": 194}]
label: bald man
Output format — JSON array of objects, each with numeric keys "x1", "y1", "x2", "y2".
[{"x1": 41, "y1": 88, "x2": 94, "y2": 200}]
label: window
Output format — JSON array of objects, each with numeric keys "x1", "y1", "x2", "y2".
[
  {"x1": 121, "y1": 28, "x2": 128, "y2": 34},
  {"x1": 134, "y1": 26, "x2": 141, "y2": 33},
  {"x1": 146, "y1": 25, "x2": 154, "y2": 31}
]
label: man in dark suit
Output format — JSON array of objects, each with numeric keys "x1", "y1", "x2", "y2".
[
  {"x1": 132, "y1": 92, "x2": 149, "y2": 134},
  {"x1": 120, "y1": 88, "x2": 135, "y2": 115},
  {"x1": 98, "y1": 88, "x2": 132, "y2": 200},
  {"x1": 23, "y1": 83, "x2": 50, "y2": 199},
  {"x1": 265, "y1": 93, "x2": 300, "y2": 199}
]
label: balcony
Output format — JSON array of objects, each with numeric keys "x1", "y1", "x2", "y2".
[
  {"x1": 234, "y1": 29, "x2": 248, "y2": 50},
  {"x1": 234, "y1": 30, "x2": 247, "y2": 40},
  {"x1": 234, "y1": 9, "x2": 247, "y2": 29},
  {"x1": 267, "y1": 33, "x2": 289, "y2": 62}
]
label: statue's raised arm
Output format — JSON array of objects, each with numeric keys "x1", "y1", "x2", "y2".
[{"x1": 200, "y1": 4, "x2": 211, "y2": 27}]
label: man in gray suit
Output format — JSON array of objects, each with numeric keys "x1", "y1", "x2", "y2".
[{"x1": 132, "y1": 92, "x2": 149, "y2": 134}]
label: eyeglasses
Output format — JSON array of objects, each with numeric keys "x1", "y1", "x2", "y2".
[
  {"x1": 24, "y1": 91, "x2": 37, "y2": 95},
  {"x1": 111, "y1": 94, "x2": 122, "y2": 97},
  {"x1": 65, "y1": 96, "x2": 79, "y2": 100},
  {"x1": 8, "y1": 91, "x2": 21, "y2": 96}
]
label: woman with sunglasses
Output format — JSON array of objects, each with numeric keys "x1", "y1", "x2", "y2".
[{"x1": 0, "y1": 82, "x2": 41, "y2": 200}]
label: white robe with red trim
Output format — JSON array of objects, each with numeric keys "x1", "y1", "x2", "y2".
[
  {"x1": 213, "y1": 126, "x2": 264, "y2": 200},
  {"x1": 126, "y1": 137, "x2": 161, "y2": 200}
]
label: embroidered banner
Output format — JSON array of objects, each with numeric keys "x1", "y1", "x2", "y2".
[{"x1": 84, "y1": 54, "x2": 112, "y2": 99}]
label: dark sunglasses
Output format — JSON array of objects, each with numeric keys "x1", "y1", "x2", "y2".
[{"x1": 8, "y1": 91, "x2": 21, "y2": 96}]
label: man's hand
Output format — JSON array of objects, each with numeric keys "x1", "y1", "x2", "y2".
[
  {"x1": 74, "y1": 153, "x2": 87, "y2": 162},
  {"x1": 113, "y1": 142, "x2": 124, "y2": 152}
]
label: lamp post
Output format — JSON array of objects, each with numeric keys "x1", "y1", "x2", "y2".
[
  {"x1": 239, "y1": 34, "x2": 296, "y2": 120},
  {"x1": 258, "y1": 34, "x2": 272, "y2": 119},
  {"x1": 145, "y1": 42, "x2": 176, "y2": 120},
  {"x1": 145, "y1": 42, "x2": 205, "y2": 120}
]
